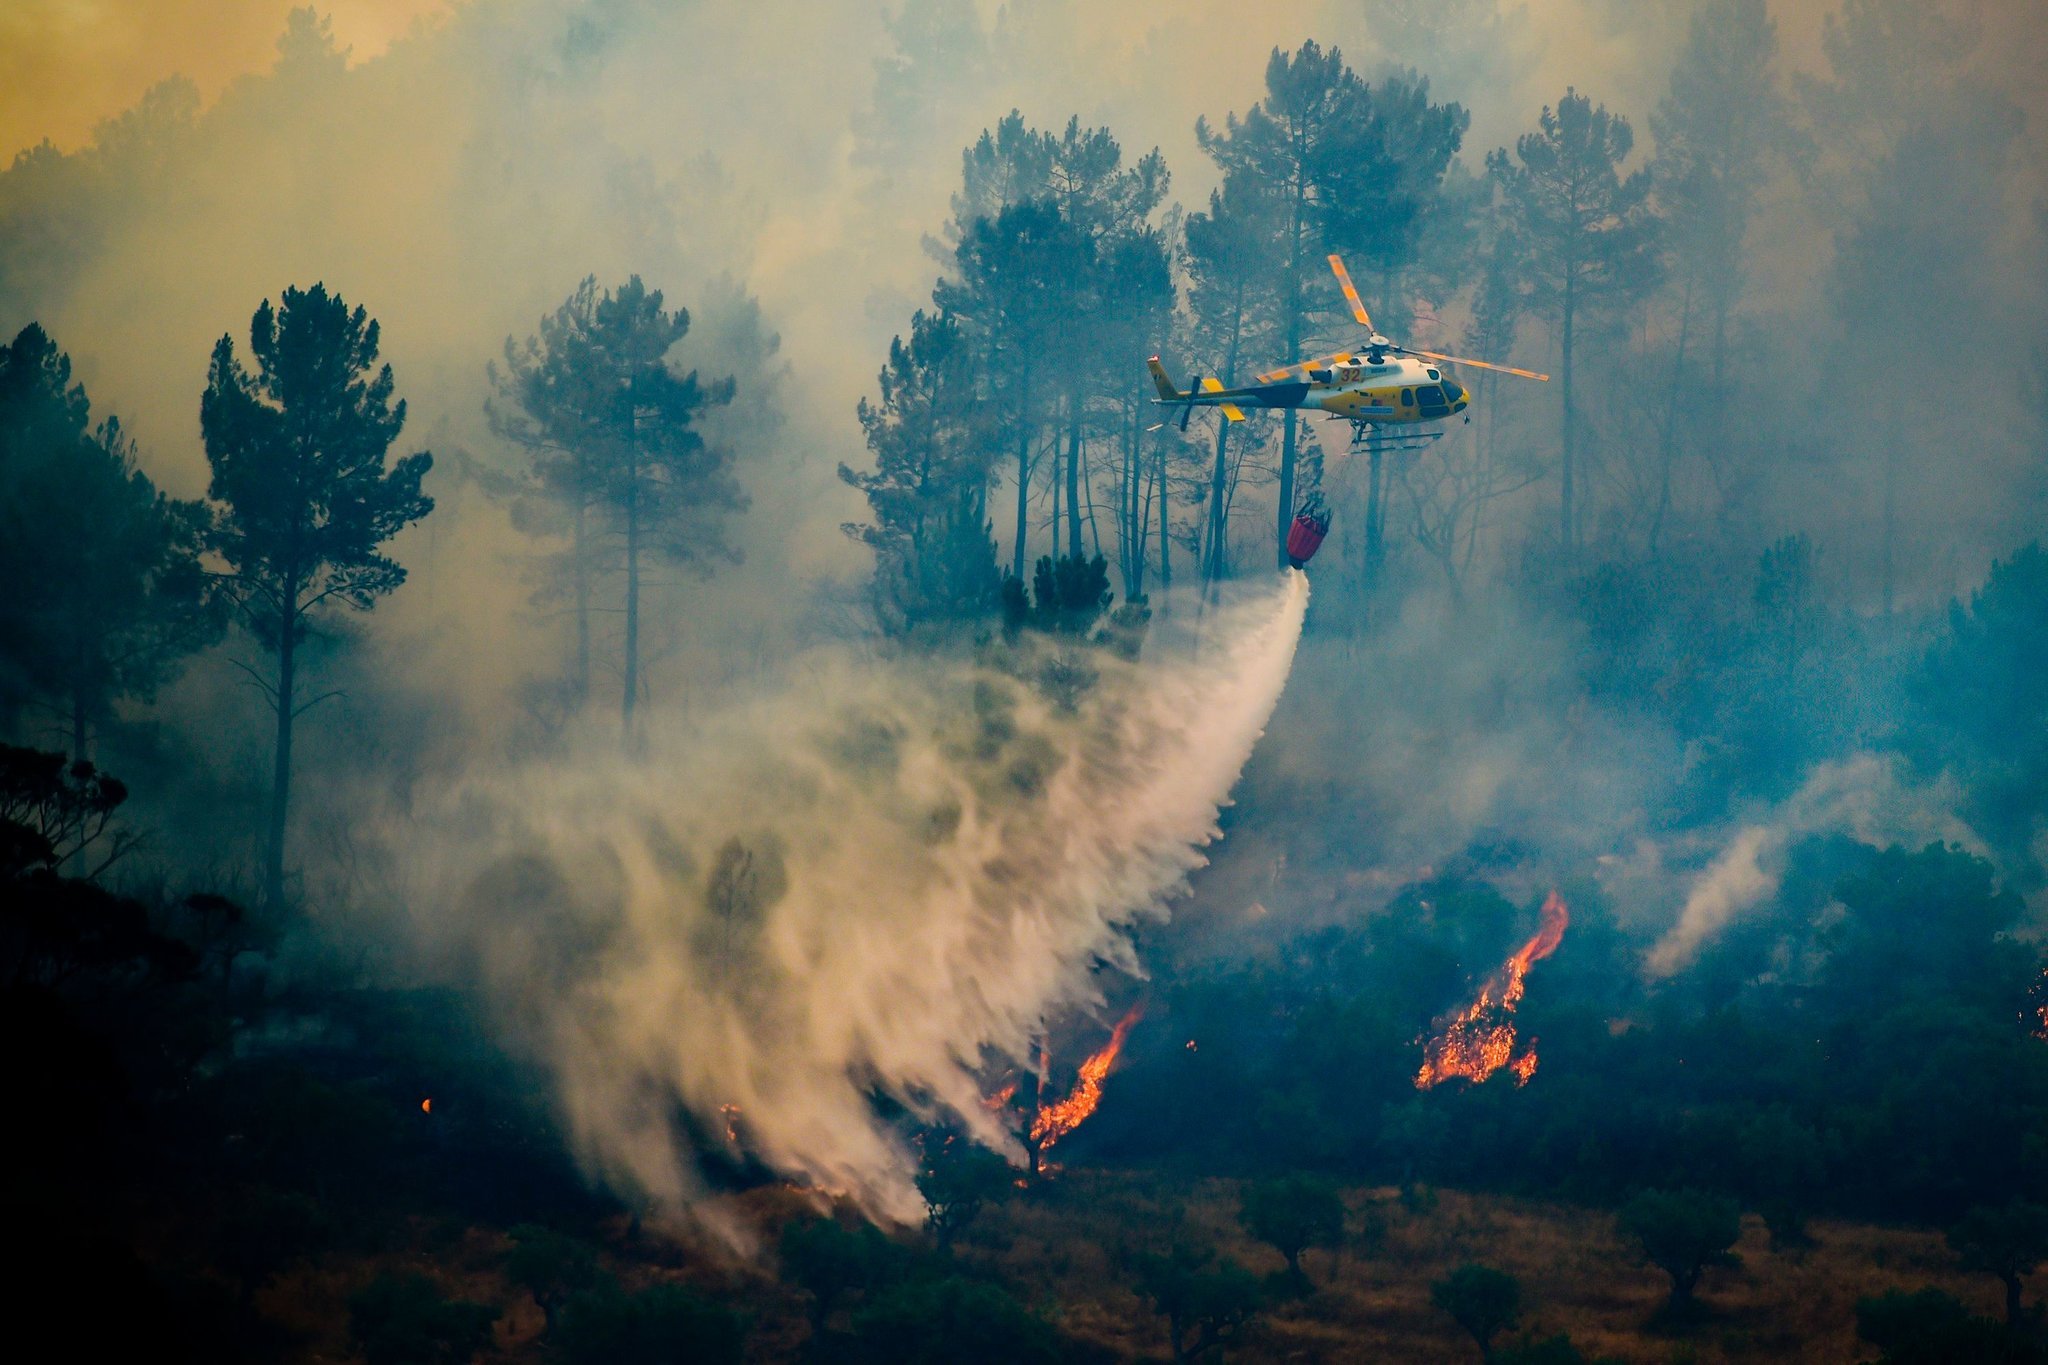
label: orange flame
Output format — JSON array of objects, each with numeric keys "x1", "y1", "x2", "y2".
[
  {"x1": 1416, "y1": 891, "x2": 1569, "y2": 1089},
  {"x1": 1031, "y1": 1003, "x2": 1144, "y2": 1152}
]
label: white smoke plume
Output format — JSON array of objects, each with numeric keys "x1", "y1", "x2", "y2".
[
  {"x1": 398, "y1": 573, "x2": 1308, "y2": 1230},
  {"x1": 1644, "y1": 753, "x2": 1981, "y2": 978}
]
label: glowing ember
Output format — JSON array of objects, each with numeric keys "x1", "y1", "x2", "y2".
[
  {"x1": 420, "y1": 1097, "x2": 432, "y2": 1114},
  {"x1": 720, "y1": 1103, "x2": 742, "y2": 1144},
  {"x1": 1030, "y1": 1003, "x2": 1144, "y2": 1152},
  {"x1": 1416, "y1": 890, "x2": 1569, "y2": 1089}
]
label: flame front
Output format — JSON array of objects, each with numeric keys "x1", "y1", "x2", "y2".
[
  {"x1": 1031, "y1": 1003, "x2": 1144, "y2": 1152},
  {"x1": 1416, "y1": 891, "x2": 1569, "y2": 1089}
]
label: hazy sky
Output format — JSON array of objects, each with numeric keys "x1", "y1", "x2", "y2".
[{"x1": 0, "y1": 0, "x2": 456, "y2": 156}]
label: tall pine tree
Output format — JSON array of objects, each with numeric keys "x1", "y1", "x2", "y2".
[
  {"x1": 0, "y1": 324, "x2": 217, "y2": 758},
  {"x1": 1488, "y1": 90, "x2": 1658, "y2": 556},
  {"x1": 491, "y1": 276, "x2": 743, "y2": 743},
  {"x1": 201, "y1": 285, "x2": 433, "y2": 906},
  {"x1": 841, "y1": 309, "x2": 999, "y2": 634},
  {"x1": 1198, "y1": 45, "x2": 1465, "y2": 568}
]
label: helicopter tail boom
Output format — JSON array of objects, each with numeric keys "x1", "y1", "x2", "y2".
[{"x1": 1147, "y1": 357, "x2": 1249, "y2": 423}]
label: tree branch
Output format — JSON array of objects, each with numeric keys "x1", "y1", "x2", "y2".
[{"x1": 292, "y1": 689, "x2": 347, "y2": 720}]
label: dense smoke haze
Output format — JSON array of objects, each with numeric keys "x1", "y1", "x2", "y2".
[
  {"x1": 6, "y1": 2, "x2": 2048, "y2": 1360},
  {"x1": 5, "y1": 0, "x2": 2039, "y2": 871}
]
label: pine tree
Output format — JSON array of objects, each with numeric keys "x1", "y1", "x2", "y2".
[
  {"x1": 491, "y1": 276, "x2": 742, "y2": 743},
  {"x1": 200, "y1": 285, "x2": 432, "y2": 906},
  {"x1": 1197, "y1": 42, "x2": 1371, "y2": 571},
  {"x1": 841, "y1": 309, "x2": 1000, "y2": 633},
  {"x1": 1650, "y1": 0, "x2": 1785, "y2": 392},
  {"x1": 0, "y1": 324, "x2": 217, "y2": 758},
  {"x1": 1800, "y1": 0, "x2": 2015, "y2": 618},
  {"x1": 1182, "y1": 172, "x2": 1283, "y2": 586},
  {"x1": 933, "y1": 112, "x2": 1170, "y2": 580},
  {"x1": 1198, "y1": 45, "x2": 1465, "y2": 568},
  {"x1": 937, "y1": 199, "x2": 1087, "y2": 580},
  {"x1": 489, "y1": 276, "x2": 609, "y2": 703},
  {"x1": 1488, "y1": 90, "x2": 1658, "y2": 556}
]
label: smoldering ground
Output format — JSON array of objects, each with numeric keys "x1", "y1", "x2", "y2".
[{"x1": 392, "y1": 574, "x2": 1306, "y2": 1232}]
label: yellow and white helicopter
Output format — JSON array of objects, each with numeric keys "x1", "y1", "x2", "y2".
[{"x1": 1149, "y1": 253, "x2": 1549, "y2": 450}]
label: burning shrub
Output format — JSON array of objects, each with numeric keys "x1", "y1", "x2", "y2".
[
  {"x1": 1416, "y1": 892, "x2": 1569, "y2": 1089},
  {"x1": 1032, "y1": 1002, "x2": 1144, "y2": 1155}
]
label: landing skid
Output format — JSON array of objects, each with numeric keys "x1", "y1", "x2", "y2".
[{"x1": 1342, "y1": 421, "x2": 1445, "y2": 454}]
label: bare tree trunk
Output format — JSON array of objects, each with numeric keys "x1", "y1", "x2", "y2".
[
  {"x1": 1120, "y1": 396, "x2": 1144, "y2": 600},
  {"x1": 68, "y1": 683, "x2": 90, "y2": 876},
  {"x1": 1276, "y1": 414, "x2": 1299, "y2": 572},
  {"x1": 1275, "y1": 180, "x2": 1305, "y2": 571},
  {"x1": 1066, "y1": 396, "x2": 1083, "y2": 562},
  {"x1": 1012, "y1": 365, "x2": 1034, "y2": 581},
  {"x1": 1205, "y1": 419, "x2": 1231, "y2": 588},
  {"x1": 1082, "y1": 441, "x2": 1104, "y2": 560},
  {"x1": 1156, "y1": 433, "x2": 1171, "y2": 592},
  {"x1": 1560, "y1": 278, "x2": 1578, "y2": 558},
  {"x1": 264, "y1": 612, "x2": 297, "y2": 909},
  {"x1": 1049, "y1": 438, "x2": 1061, "y2": 563},
  {"x1": 572, "y1": 496, "x2": 591, "y2": 704},
  {"x1": 1465, "y1": 372, "x2": 1499, "y2": 576},
  {"x1": 1208, "y1": 297, "x2": 1246, "y2": 591},
  {"x1": 1650, "y1": 278, "x2": 1695, "y2": 559},
  {"x1": 622, "y1": 406, "x2": 641, "y2": 750}
]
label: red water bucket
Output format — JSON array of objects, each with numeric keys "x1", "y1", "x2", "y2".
[{"x1": 1285, "y1": 506, "x2": 1330, "y2": 568}]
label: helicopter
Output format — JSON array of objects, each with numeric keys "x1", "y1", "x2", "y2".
[{"x1": 1148, "y1": 253, "x2": 1549, "y2": 452}]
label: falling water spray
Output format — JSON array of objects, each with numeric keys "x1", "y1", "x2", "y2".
[{"x1": 400, "y1": 572, "x2": 1309, "y2": 1229}]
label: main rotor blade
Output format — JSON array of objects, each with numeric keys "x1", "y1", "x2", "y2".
[
  {"x1": 1256, "y1": 349, "x2": 1354, "y2": 383},
  {"x1": 1404, "y1": 346, "x2": 1550, "y2": 382},
  {"x1": 1327, "y1": 254, "x2": 1374, "y2": 331}
]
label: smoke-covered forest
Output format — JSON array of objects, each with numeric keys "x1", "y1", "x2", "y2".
[{"x1": 3, "y1": 1, "x2": 2046, "y2": 1360}]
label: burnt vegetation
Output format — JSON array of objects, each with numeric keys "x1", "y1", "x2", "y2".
[{"x1": 2, "y1": 0, "x2": 2047, "y2": 1361}]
